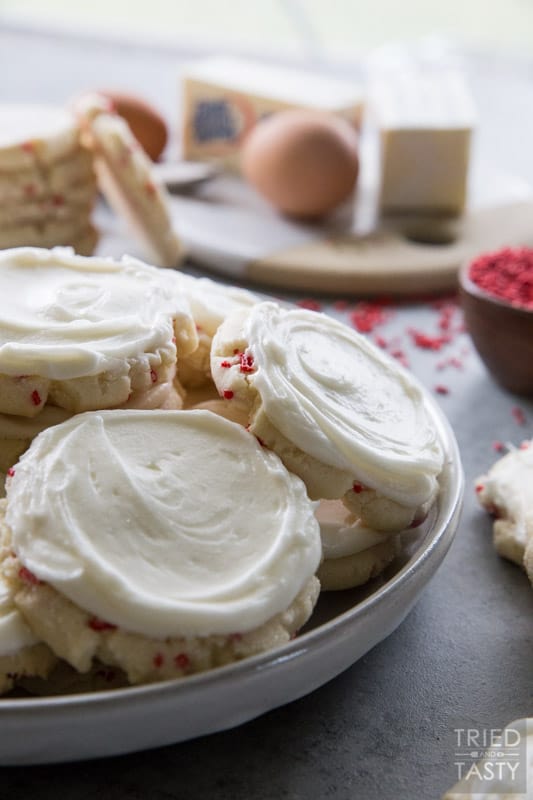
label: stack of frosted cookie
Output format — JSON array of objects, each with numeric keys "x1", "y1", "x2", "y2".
[{"x1": 0, "y1": 106, "x2": 98, "y2": 254}]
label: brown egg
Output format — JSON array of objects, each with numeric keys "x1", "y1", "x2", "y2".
[
  {"x1": 98, "y1": 90, "x2": 168, "y2": 161},
  {"x1": 242, "y1": 109, "x2": 359, "y2": 219}
]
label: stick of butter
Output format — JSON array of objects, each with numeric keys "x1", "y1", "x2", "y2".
[
  {"x1": 372, "y1": 69, "x2": 476, "y2": 215},
  {"x1": 180, "y1": 56, "x2": 365, "y2": 169}
]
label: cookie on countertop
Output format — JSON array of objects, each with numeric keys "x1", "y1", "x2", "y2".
[
  {"x1": 476, "y1": 440, "x2": 533, "y2": 568},
  {"x1": 211, "y1": 302, "x2": 444, "y2": 531},
  {"x1": 1, "y1": 409, "x2": 321, "y2": 685}
]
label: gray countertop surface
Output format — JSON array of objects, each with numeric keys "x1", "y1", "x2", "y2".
[{"x1": 0, "y1": 23, "x2": 532, "y2": 800}]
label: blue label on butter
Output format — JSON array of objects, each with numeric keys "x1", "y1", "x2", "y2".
[{"x1": 193, "y1": 100, "x2": 238, "y2": 143}]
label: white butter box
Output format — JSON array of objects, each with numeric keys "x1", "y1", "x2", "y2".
[{"x1": 180, "y1": 56, "x2": 365, "y2": 169}]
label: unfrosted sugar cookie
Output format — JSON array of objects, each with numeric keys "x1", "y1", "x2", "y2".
[
  {"x1": 1, "y1": 410, "x2": 321, "y2": 685},
  {"x1": 211, "y1": 302, "x2": 444, "y2": 530},
  {"x1": 476, "y1": 440, "x2": 533, "y2": 569},
  {"x1": 315, "y1": 500, "x2": 399, "y2": 591},
  {"x1": 74, "y1": 93, "x2": 182, "y2": 268},
  {"x1": 0, "y1": 247, "x2": 197, "y2": 419},
  {"x1": 170, "y1": 272, "x2": 257, "y2": 389}
]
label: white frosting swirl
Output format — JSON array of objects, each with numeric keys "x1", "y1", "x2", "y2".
[
  {"x1": 0, "y1": 247, "x2": 196, "y2": 380},
  {"x1": 6, "y1": 410, "x2": 321, "y2": 637},
  {"x1": 246, "y1": 303, "x2": 443, "y2": 506},
  {"x1": 171, "y1": 272, "x2": 257, "y2": 336},
  {"x1": 0, "y1": 573, "x2": 38, "y2": 656},
  {"x1": 316, "y1": 500, "x2": 391, "y2": 559}
]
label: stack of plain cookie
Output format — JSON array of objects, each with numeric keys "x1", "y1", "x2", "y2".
[{"x1": 0, "y1": 105, "x2": 98, "y2": 254}]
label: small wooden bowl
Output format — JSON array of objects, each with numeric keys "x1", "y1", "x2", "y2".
[{"x1": 459, "y1": 261, "x2": 533, "y2": 395}]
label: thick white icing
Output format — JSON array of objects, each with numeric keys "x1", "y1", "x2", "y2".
[
  {"x1": 0, "y1": 573, "x2": 38, "y2": 656},
  {"x1": 0, "y1": 105, "x2": 79, "y2": 171},
  {"x1": 0, "y1": 247, "x2": 196, "y2": 380},
  {"x1": 6, "y1": 410, "x2": 321, "y2": 637},
  {"x1": 240, "y1": 303, "x2": 443, "y2": 506},
  {"x1": 171, "y1": 272, "x2": 257, "y2": 336},
  {"x1": 478, "y1": 442, "x2": 533, "y2": 550},
  {"x1": 316, "y1": 500, "x2": 391, "y2": 559}
]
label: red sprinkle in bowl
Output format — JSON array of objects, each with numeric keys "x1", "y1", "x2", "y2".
[{"x1": 460, "y1": 247, "x2": 533, "y2": 395}]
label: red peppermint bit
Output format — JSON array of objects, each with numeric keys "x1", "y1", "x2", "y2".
[
  {"x1": 239, "y1": 352, "x2": 255, "y2": 373},
  {"x1": 512, "y1": 406, "x2": 526, "y2": 426},
  {"x1": 437, "y1": 304, "x2": 457, "y2": 332},
  {"x1": 475, "y1": 484, "x2": 484, "y2": 494},
  {"x1": 145, "y1": 181, "x2": 156, "y2": 196},
  {"x1": 6, "y1": 467, "x2": 15, "y2": 477},
  {"x1": 24, "y1": 183, "x2": 36, "y2": 197},
  {"x1": 408, "y1": 329, "x2": 451, "y2": 351},
  {"x1": 296, "y1": 298, "x2": 322, "y2": 312},
  {"x1": 408, "y1": 511, "x2": 428, "y2": 529},
  {"x1": 390, "y1": 349, "x2": 410, "y2": 368},
  {"x1": 30, "y1": 389, "x2": 41, "y2": 406},
  {"x1": 333, "y1": 299, "x2": 349, "y2": 312},
  {"x1": 434, "y1": 384, "x2": 450, "y2": 395},
  {"x1": 350, "y1": 302, "x2": 390, "y2": 334},
  {"x1": 223, "y1": 390, "x2": 234, "y2": 400},
  {"x1": 492, "y1": 441, "x2": 505, "y2": 453},
  {"x1": 174, "y1": 652, "x2": 190, "y2": 670},
  {"x1": 88, "y1": 617, "x2": 117, "y2": 632},
  {"x1": 352, "y1": 481, "x2": 366, "y2": 494},
  {"x1": 220, "y1": 360, "x2": 232, "y2": 368},
  {"x1": 150, "y1": 368, "x2": 157, "y2": 384},
  {"x1": 468, "y1": 247, "x2": 533, "y2": 309},
  {"x1": 153, "y1": 653, "x2": 164, "y2": 668},
  {"x1": 51, "y1": 194, "x2": 64, "y2": 207},
  {"x1": 436, "y1": 356, "x2": 464, "y2": 372},
  {"x1": 21, "y1": 140, "x2": 34, "y2": 153},
  {"x1": 19, "y1": 566, "x2": 41, "y2": 586},
  {"x1": 520, "y1": 440, "x2": 531, "y2": 450},
  {"x1": 374, "y1": 335, "x2": 388, "y2": 349},
  {"x1": 229, "y1": 632, "x2": 243, "y2": 642}
]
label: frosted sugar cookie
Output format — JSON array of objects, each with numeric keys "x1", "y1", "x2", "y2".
[
  {"x1": 0, "y1": 105, "x2": 80, "y2": 173},
  {"x1": 171, "y1": 272, "x2": 257, "y2": 389},
  {"x1": 315, "y1": 500, "x2": 399, "y2": 591},
  {"x1": 0, "y1": 505, "x2": 56, "y2": 695},
  {"x1": 1, "y1": 410, "x2": 321, "y2": 685},
  {"x1": 0, "y1": 146, "x2": 95, "y2": 204},
  {"x1": 75, "y1": 93, "x2": 182, "y2": 267},
  {"x1": 0, "y1": 247, "x2": 197, "y2": 418},
  {"x1": 211, "y1": 302, "x2": 444, "y2": 530},
  {"x1": 476, "y1": 440, "x2": 533, "y2": 568}
]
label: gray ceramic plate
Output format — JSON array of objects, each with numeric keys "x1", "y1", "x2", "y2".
[{"x1": 0, "y1": 393, "x2": 463, "y2": 765}]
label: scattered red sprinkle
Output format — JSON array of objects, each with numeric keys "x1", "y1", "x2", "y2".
[
  {"x1": 296, "y1": 299, "x2": 322, "y2": 312},
  {"x1": 475, "y1": 484, "x2": 484, "y2": 494},
  {"x1": 223, "y1": 390, "x2": 234, "y2": 400},
  {"x1": 19, "y1": 566, "x2": 41, "y2": 586},
  {"x1": 374, "y1": 335, "x2": 388, "y2": 349},
  {"x1": 145, "y1": 181, "x2": 156, "y2": 195},
  {"x1": 174, "y1": 652, "x2": 190, "y2": 670},
  {"x1": 408, "y1": 511, "x2": 428, "y2": 529},
  {"x1": 352, "y1": 481, "x2": 366, "y2": 494},
  {"x1": 239, "y1": 352, "x2": 255, "y2": 374},
  {"x1": 153, "y1": 653, "x2": 164, "y2": 668},
  {"x1": 6, "y1": 467, "x2": 15, "y2": 477},
  {"x1": 88, "y1": 617, "x2": 117, "y2": 632},
  {"x1": 436, "y1": 356, "x2": 464, "y2": 372},
  {"x1": 492, "y1": 441, "x2": 505, "y2": 453},
  {"x1": 51, "y1": 194, "x2": 64, "y2": 207},
  {"x1": 220, "y1": 360, "x2": 232, "y2": 368},
  {"x1": 520, "y1": 440, "x2": 531, "y2": 450},
  {"x1": 468, "y1": 247, "x2": 533, "y2": 309},
  {"x1": 390, "y1": 348, "x2": 410, "y2": 368},
  {"x1": 350, "y1": 302, "x2": 390, "y2": 333},
  {"x1": 511, "y1": 406, "x2": 527, "y2": 426},
  {"x1": 24, "y1": 183, "x2": 36, "y2": 197},
  {"x1": 150, "y1": 368, "x2": 157, "y2": 383},
  {"x1": 333, "y1": 299, "x2": 349, "y2": 312},
  {"x1": 30, "y1": 389, "x2": 41, "y2": 406},
  {"x1": 434, "y1": 384, "x2": 450, "y2": 395},
  {"x1": 408, "y1": 329, "x2": 451, "y2": 351},
  {"x1": 229, "y1": 632, "x2": 242, "y2": 642},
  {"x1": 21, "y1": 141, "x2": 34, "y2": 153}
]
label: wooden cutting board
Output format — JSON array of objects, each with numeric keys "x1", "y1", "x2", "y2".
[{"x1": 165, "y1": 164, "x2": 533, "y2": 296}]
